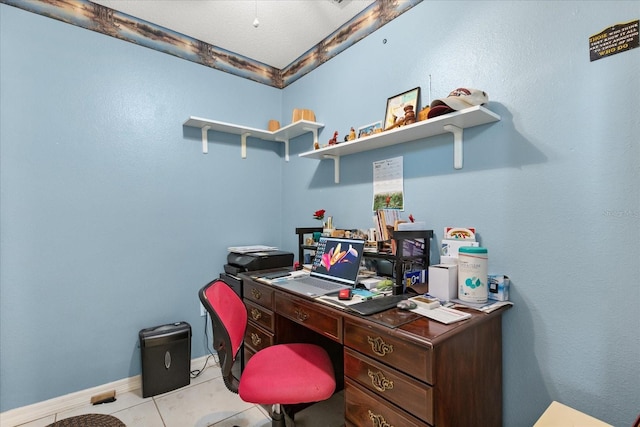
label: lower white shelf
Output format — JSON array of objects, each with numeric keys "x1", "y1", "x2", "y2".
[
  {"x1": 299, "y1": 105, "x2": 500, "y2": 183},
  {"x1": 184, "y1": 117, "x2": 324, "y2": 161}
]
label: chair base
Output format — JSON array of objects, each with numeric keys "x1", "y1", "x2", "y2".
[
  {"x1": 271, "y1": 410, "x2": 285, "y2": 427},
  {"x1": 270, "y1": 404, "x2": 294, "y2": 427}
]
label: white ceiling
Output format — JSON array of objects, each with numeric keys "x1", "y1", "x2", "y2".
[{"x1": 91, "y1": 0, "x2": 376, "y2": 69}]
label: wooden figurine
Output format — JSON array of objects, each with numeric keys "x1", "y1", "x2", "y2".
[
  {"x1": 348, "y1": 127, "x2": 356, "y2": 141},
  {"x1": 328, "y1": 131, "x2": 338, "y2": 145},
  {"x1": 404, "y1": 105, "x2": 416, "y2": 124},
  {"x1": 384, "y1": 116, "x2": 405, "y2": 131}
]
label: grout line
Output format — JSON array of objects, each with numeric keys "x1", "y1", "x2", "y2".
[{"x1": 152, "y1": 397, "x2": 167, "y2": 427}]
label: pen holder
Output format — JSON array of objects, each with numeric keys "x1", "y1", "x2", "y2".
[{"x1": 392, "y1": 282, "x2": 404, "y2": 295}]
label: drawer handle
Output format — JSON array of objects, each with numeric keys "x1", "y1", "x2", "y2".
[
  {"x1": 250, "y1": 333, "x2": 261, "y2": 347},
  {"x1": 367, "y1": 336, "x2": 394, "y2": 357},
  {"x1": 251, "y1": 288, "x2": 262, "y2": 299},
  {"x1": 368, "y1": 410, "x2": 393, "y2": 427},
  {"x1": 294, "y1": 307, "x2": 309, "y2": 322},
  {"x1": 368, "y1": 369, "x2": 394, "y2": 392},
  {"x1": 251, "y1": 308, "x2": 262, "y2": 321}
]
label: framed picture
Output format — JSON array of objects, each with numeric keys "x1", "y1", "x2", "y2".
[
  {"x1": 383, "y1": 87, "x2": 420, "y2": 130},
  {"x1": 357, "y1": 121, "x2": 383, "y2": 139}
]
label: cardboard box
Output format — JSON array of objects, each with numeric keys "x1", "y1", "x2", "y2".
[
  {"x1": 488, "y1": 274, "x2": 510, "y2": 301},
  {"x1": 404, "y1": 269, "x2": 426, "y2": 289},
  {"x1": 440, "y1": 255, "x2": 458, "y2": 265},
  {"x1": 440, "y1": 239, "x2": 479, "y2": 264},
  {"x1": 428, "y1": 264, "x2": 458, "y2": 301}
]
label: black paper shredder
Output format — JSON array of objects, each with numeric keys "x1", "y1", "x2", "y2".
[{"x1": 139, "y1": 321, "x2": 191, "y2": 398}]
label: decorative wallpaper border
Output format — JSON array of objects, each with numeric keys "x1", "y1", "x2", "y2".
[{"x1": 2, "y1": 0, "x2": 421, "y2": 88}]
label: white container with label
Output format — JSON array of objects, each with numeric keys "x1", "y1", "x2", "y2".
[{"x1": 457, "y1": 246, "x2": 488, "y2": 303}]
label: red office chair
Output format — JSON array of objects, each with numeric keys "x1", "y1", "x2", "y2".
[{"x1": 198, "y1": 279, "x2": 336, "y2": 427}]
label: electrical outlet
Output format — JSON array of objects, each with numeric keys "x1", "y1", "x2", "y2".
[{"x1": 200, "y1": 303, "x2": 206, "y2": 317}]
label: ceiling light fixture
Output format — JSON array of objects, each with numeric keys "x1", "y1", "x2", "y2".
[{"x1": 252, "y1": 0, "x2": 259, "y2": 28}]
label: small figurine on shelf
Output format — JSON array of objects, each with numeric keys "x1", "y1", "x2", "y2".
[
  {"x1": 328, "y1": 131, "x2": 338, "y2": 145},
  {"x1": 404, "y1": 105, "x2": 416, "y2": 124},
  {"x1": 418, "y1": 106, "x2": 431, "y2": 121},
  {"x1": 384, "y1": 116, "x2": 405, "y2": 131},
  {"x1": 348, "y1": 127, "x2": 356, "y2": 141}
]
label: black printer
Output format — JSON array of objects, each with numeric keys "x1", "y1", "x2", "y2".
[{"x1": 224, "y1": 250, "x2": 293, "y2": 275}]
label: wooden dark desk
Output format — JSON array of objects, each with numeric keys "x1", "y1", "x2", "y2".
[{"x1": 240, "y1": 271, "x2": 508, "y2": 427}]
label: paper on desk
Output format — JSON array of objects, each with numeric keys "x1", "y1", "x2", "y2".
[
  {"x1": 316, "y1": 293, "x2": 383, "y2": 310},
  {"x1": 450, "y1": 299, "x2": 513, "y2": 313},
  {"x1": 410, "y1": 305, "x2": 471, "y2": 324},
  {"x1": 316, "y1": 296, "x2": 354, "y2": 310}
]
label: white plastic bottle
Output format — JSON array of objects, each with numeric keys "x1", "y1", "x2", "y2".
[{"x1": 457, "y1": 246, "x2": 488, "y2": 303}]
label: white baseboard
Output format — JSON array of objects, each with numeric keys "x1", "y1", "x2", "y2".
[{"x1": 0, "y1": 355, "x2": 213, "y2": 427}]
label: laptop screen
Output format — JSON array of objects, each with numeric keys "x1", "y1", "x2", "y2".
[{"x1": 310, "y1": 237, "x2": 365, "y2": 285}]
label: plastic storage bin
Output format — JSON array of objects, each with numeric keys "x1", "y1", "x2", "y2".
[{"x1": 139, "y1": 321, "x2": 191, "y2": 397}]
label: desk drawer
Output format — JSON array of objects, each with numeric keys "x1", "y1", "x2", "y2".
[
  {"x1": 275, "y1": 293, "x2": 342, "y2": 342},
  {"x1": 245, "y1": 300, "x2": 274, "y2": 332},
  {"x1": 345, "y1": 378, "x2": 430, "y2": 427},
  {"x1": 243, "y1": 280, "x2": 275, "y2": 309},
  {"x1": 344, "y1": 319, "x2": 433, "y2": 384},
  {"x1": 245, "y1": 322, "x2": 274, "y2": 354},
  {"x1": 345, "y1": 348, "x2": 433, "y2": 425}
]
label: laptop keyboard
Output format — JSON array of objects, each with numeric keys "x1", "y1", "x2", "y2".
[{"x1": 297, "y1": 275, "x2": 346, "y2": 290}]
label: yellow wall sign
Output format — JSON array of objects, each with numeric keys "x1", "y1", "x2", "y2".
[{"x1": 589, "y1": 19, "x2": 639, "y2": 61}]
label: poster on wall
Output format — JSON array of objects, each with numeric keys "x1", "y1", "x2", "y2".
[
  {"x1": 589, "y1": 19, "x2": 639, "y2": 61},
  {"x1": 373, "y1": 156, "x2": 404, "y2": 211}
]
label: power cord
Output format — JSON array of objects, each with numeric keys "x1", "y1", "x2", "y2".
[{"x1": 190, "y1": 312, "x2": 219, "y2": 379}]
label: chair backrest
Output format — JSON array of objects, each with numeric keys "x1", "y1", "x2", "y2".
[{"x1": 198, "y1": 279, "x2": 247, "y2": 393}]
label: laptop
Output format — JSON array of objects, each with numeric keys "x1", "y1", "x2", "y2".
[{"x1": 270, "y1": 236, "x2": 365, "y2": 297}]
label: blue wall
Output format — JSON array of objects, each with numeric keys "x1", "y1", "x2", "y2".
[{"x1": 2, "y1": 2, "x2": 639, "y2": 426}]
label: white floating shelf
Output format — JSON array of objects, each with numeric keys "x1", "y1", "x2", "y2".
[
  {"x1": 184, "y1": 116, "x2": 324, "y2": 161},
  {"x1": 299, "y1": 105, "x2": 500, "y2": 183}
]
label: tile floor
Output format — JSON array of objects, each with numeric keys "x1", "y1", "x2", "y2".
[{"x1": 15, "y1": 360, "x2": 344, "y2": 427}]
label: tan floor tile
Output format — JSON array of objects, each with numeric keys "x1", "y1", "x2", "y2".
[
  {"x1": 112, "y1": 401, "x2": 165, "y2": 427},
  {"x1": 209, "y1": 406, "x2": 271, "y2": 427},
  {"x1": 154, "y1": 377, "x2": 254, "y2": 427}
]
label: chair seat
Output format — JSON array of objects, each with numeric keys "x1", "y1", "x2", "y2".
[{"x1": 238, "y1": 343, "x2": 335, "y2": 405}]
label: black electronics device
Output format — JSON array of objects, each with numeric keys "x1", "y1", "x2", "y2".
[
  {"x1": 139, "y1": 321, "x2": 191, "y2": 398},
  {"x1": 348, "y1": 294, "x2": 409, "y2": 316},
  {"x1": 226, "y1": 250, "x2": 293, "y2": 273}
]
